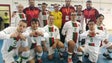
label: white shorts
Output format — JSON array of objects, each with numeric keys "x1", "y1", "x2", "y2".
[
  {"x1": 28, "y1": 49, "x2": 35, "y2": 61},
  {"x1": 84, "y1": 46, "x2": 99, "y2": 62},
  {"x1": 2, "y1": 49, "x2": 18, "y2": 63}
]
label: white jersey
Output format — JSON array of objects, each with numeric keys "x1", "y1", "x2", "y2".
[
  {"x1": 62, "y1": 21, "x2": 81, "y2": 43},
  {"x1": 11, "y1": 12, "x2": 26, "y2": 27},
  {"x1": 80, "y1": 29, "x2": 104, "y2": 62},
  {"x1": 38, "y1": 10, "x2": 49, "y2": 27},
  {"x1": 44, "y1": 25, "x2": 60, "y2": 47},
  {"x1": 0, "y1": 27, "x2": 26, "y2": 53},
  {"x1": 76, "y1": 11, "x2": 85, "y2": 32},
  {"x1": 23, "y1": 27, "x2": 48, "y2": 47},
  {"x1": 96, "y1": 24, "x2": 108, "y2": 40}
]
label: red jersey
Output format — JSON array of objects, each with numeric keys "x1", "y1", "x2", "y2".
[
  {"x1": 83, "y1": 8, "x2": 99, "y2": 24},
  {"x1": 60, "y1": 6, "x2": 75, "y2": 26},
  {"x1": 23, "y1": 7, "x2": 40, "y2": 26}
]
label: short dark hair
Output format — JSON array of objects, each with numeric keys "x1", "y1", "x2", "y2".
[
  {"x1": 48, "y1": 14, "x2": 54, "y2": 19},
  {"x1": 20, "y1": 20, "x2": 27, "y2": 24},
  {"x1": 96, "y1": 14, "x2": 104, "y2": 19},
  {"x1": 30, "y1": 18, "x2": 39, "y2": 24},
  {"x1": 42, "y1": 3, "x2": 47, "y2": 6},
  {"x1": 88, "y1": 20, "x2": 95, "y2": 24},
  {"x1": 86, "y1": 0, "x2": 92, "y2": 3}
]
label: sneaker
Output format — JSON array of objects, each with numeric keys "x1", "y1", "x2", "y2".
[
  {"x1": 59, "y1": 53, "x2": 64, "y2": 60},
  {"x1": 84, "y1": 53, "x2": 89, "y2": 58},
  {"x1": 16, "y1": 57, "x2": 22, "y2": 63},
  {"x1": 68, "y1": 58, "x2": 73, "y2": 63},
  {"x1": 77, "y1": 60, "x2": 82, "y2": 63},
  {"x1": 103, "y1": 53, "x2": 112, "y2": 60},
  {"x1": 72, "y1": 53, "x2": 76, "y2": 58}
]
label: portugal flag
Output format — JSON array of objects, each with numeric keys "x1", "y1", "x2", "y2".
[
  {"x1": 97, "y1": 26, "x2": 103, "y2": 30},
  {"x1": 49, "y1": 27, "x2": 54, "y2": 32},
  {"x1": 19, "y1": 14, "x2": 25, "y2": 19},
  {"x1": 72, "y1": 22, "x2": 78, "y2": 27},
  {"x1": 73, "y1": 32, "x2": 78, "y2": 43},
  {"x1": 49, "y1": 37, "x2": 54, "y2": 47}
]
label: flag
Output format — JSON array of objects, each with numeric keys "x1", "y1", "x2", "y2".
[
  {"x1": 43, "y1": 20, "x2": 47, "y2": 26},
  {"x1": 49, "y1": 37, "x2": 54, "y2": 47},
  {"x1": 19, "y1": 14, "x2": 25, "y2": 19},
  {"x1": 49, "y1": 27, "x2": 54, "y2": 32},
  {"x1": 14, "y1": 36, "x2": 20, "y2": 41},
  {"x1": 97, "y1": 26, "x2": 103, "y2": 30},
  {"x1": 42, "y1": 11, "x2": 46, "y2": 15},
  {"x1": 72, "y1": 22, "x2": 78, "y2": 27},
  {"x1": 30, "y1": 43, "x2": 37, "y2": 49},
  {"x1": 73, "y1": 32, "x2": 78, "y2": 43},
  {"x1": 88, "y1": 43, "x2": 95, "y2": 46}
]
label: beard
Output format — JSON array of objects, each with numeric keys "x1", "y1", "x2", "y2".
[{"x1": 87, "y1": 6, "x2": 92, "y2": 10}]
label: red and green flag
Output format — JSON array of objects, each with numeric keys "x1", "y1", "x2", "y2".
[
  {"x1": 72, "y1": 22, "x2": 78, "y2": 27},
  {"x1": 42, "y1": 11, "x2": 46, "y2": 15},
  {"x1": 43, "y1": 20, "x2": 47, "y2": 26},
  {"x1": 49, "y1": 27, "x2": 54, "y2": 32},
  {"x1": 49, "y1": 37, "x2": 54, "y2": 47},
  {"x1": 72, "y1": 32, "x2": 78, "y2": 43},
  {"x1": 88, "y1": 43, "x2": 95, "y2": 46},
  {"x1": 19, "y1": 14, "x2": 25, "y2": 19},
  {"x1": 97, "y1": 26, "x2": 103, "y2": 30}
]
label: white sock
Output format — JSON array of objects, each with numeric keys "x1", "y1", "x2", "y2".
[
  {"x1": 77, "y1": 52, "x2": 83, "y2": 61},
  {"x1": 36, "y1": 51, "x2": 43, "y2": 60},
  {"x1": 21, "y1": 50, "x2": 30, "y2": 59},
  {"x1": 68, "y1": 52, "x2": 72, "y2": 59}
]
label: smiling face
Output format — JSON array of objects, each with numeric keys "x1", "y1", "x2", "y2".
[
  {"x1": 70, "y1": 12, "x2": 77, "y2": 21},
  {"x1": 17, "y1": 4, "x2": 24, "y2": 12},
  {"x1": 42, "y1": 3, "x2": 47, "y2": 11},
  {"x1": 17, "y1": 20, "x2": 27, "y2": 33},
  {"x1": 65, "y1": 0, "x2": 71, "y2": 7},
  {"x1": 88, "y1": 21, "x2": 95, "y2": 31},
  {"x1": 97, "y1": 16, "x2": 104, "y2": 25},
  {"x1": 29, "y1": 0, "x2": 35, "y2": 7},
  {"x1": 31, "y1": 21, "x2": 39, "y2": 30},
  {"x1": 48, "y1": 15, "x2": 54, "y2": 25},
  {"x1": 86, "y1": 1, "x2": 92, "y2": 9},
  {"x1": 54, "y1": 4, "x2": 59, "y2": 11},
  {"x1": 76, "y1": 5, "x2": 82, "y2": 12}
]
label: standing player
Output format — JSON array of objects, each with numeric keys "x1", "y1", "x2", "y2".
[
  {"x1": 0, "y1": 20, "x2": 30, "y2": 63},
  {"x1": 38, "y1": 3, "x2": 50, "y2": 27},
  {"x1": 60, "y1": 0, "x2": 75, "y2": 43},
  {"x1": 62, "y1": 12, "x2": 82, "y2": 63},
  {"x1": 76, "y1": 5, "x2": 85, "y2": 32},
  {"x1": 96, "y1": 14, "x2": 112, "y2": 59},
  {"x1": 43, "y1": 15, "x2": 64, "y2": 60},
  {"x1": 83, "y1": 0, "x2": 99, "y2": 30},
  {"x1": 23, "y1": 0, "x2": 40, "y2": 26},
  {"x1": 11, "y1": 4, "x2": 26, "y2": 27}
]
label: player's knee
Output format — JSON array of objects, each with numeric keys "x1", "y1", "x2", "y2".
[
  {"x1": 48, "y1": 55, "x2": 53, "y2": 60},
  {"x1": 68, "y1": 40, "x2": 75, "y2": 47},
  {"x1": 35, "y1": 46, "x2": 43, "y2": 53},
  {"x1": 58, "y1": 41, "x2": 64, "y2": 48}
]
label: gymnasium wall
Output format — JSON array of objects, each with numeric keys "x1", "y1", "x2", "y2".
[{"x1": 0, "y1": 0, "x2": 112, "y2": 30}]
